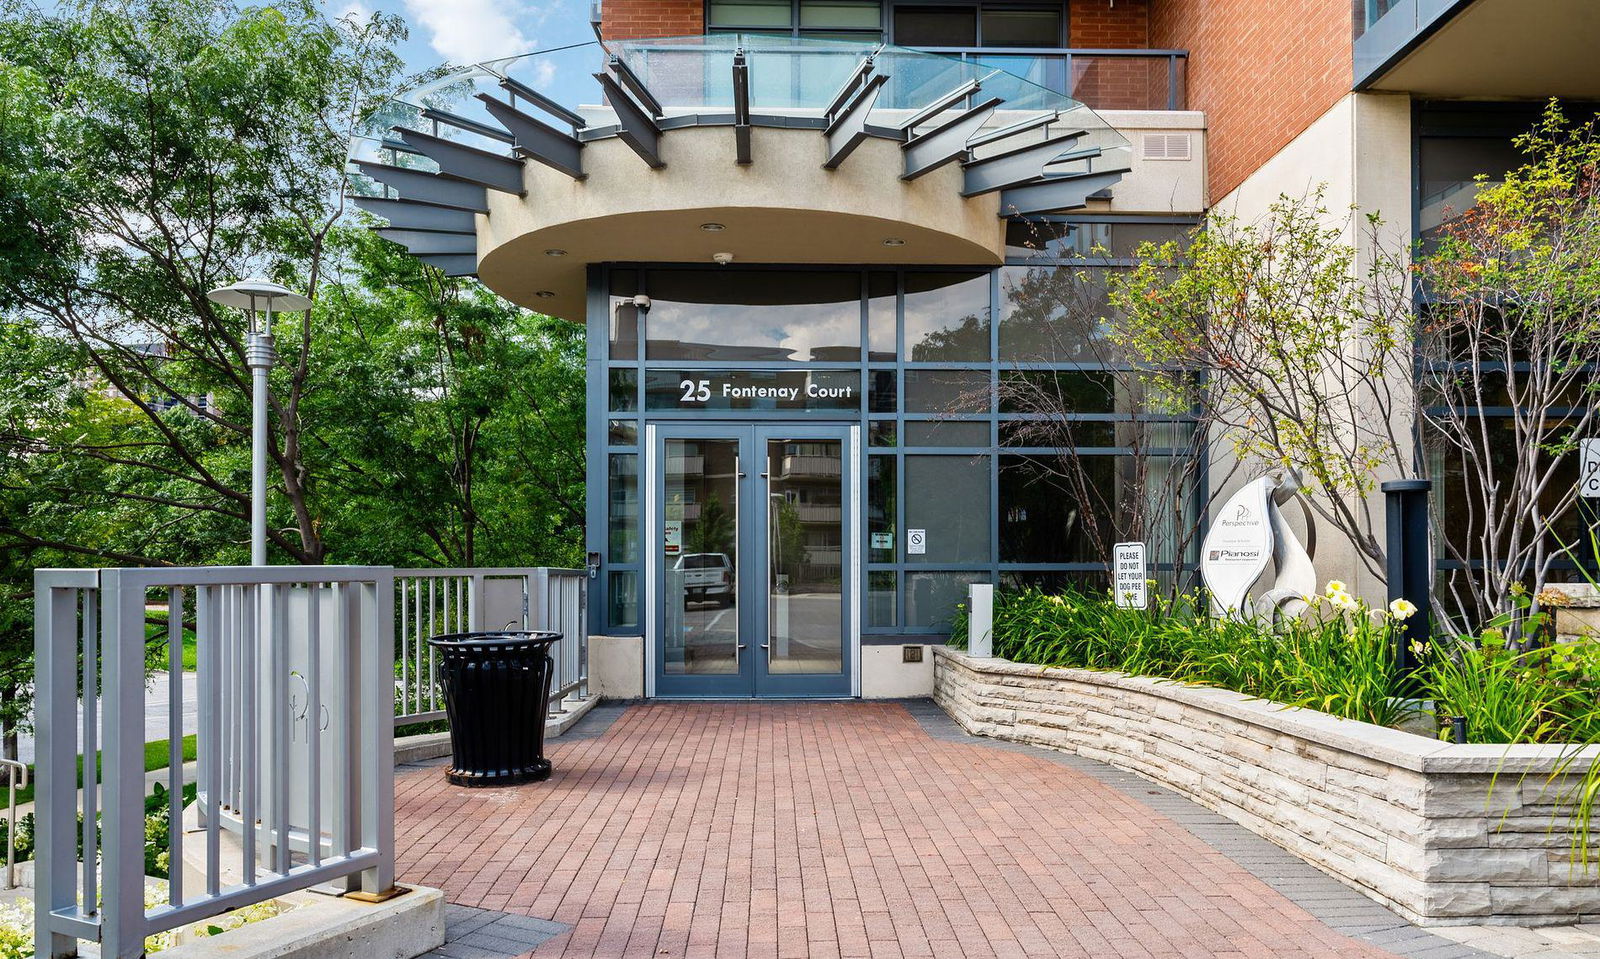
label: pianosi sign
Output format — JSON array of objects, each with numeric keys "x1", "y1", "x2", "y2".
[{"x1": 1200, "y1": 479, "x2": 1273, "y2": 614}]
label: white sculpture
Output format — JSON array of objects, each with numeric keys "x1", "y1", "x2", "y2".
[{"x1": 1200, "y1": 473, "x2": 1317, "y2": 619}]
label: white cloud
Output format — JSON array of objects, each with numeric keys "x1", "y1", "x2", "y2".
[
  {"x1": 402, "y1": 0, "x2": 541, "y2": 64},
  {"x1": 336, "y1": 1, "x2": 374, "y2": 23}
]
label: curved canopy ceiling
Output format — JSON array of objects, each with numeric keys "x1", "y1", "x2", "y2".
[{"x1": 347, "y1": 35, "x2": 1131, "y2": 315}]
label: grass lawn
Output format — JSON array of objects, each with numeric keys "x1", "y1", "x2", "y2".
[
  {"x1": 8, "y1": 734, "x2": 198, "y2": 808},
  {"x1": 144, "y1": 620, "x2": 198, "y2": 672}
]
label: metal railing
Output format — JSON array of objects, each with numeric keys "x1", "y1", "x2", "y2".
[
  {"x1": 916, "y1": 47, "x2": 1189, "y2": 111},
  {"x1": 34, "y1": 566, "x2": 395, "y2": 959},
  {"x1": 393, "y1": 568, "x2": 590, "y2": 727},
  {"x1": 0, "y1": 759, "x2": 25, "y2": 890}
]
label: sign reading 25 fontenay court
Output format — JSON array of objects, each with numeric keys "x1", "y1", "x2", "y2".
[{"x1": 645, "y1": 370, "x2": 861, "y2": 412}]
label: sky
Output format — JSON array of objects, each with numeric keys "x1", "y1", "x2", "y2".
[{"x1": 334, "y1": 0, "x2": 596, "y2": 73}]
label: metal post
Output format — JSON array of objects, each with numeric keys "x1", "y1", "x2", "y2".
[
  {"x1": 246, "y1": 311, "x2": 276, "y2": 567},
  {"x1": 1384, "y1": 479, "x2": 1433, "y2": 693},
  {"x1": 968, "y1": 583, "x2": 994, "y2": 658},
  {"x1": 102, "y1": 570, "x2": 150, "y2": 958}
]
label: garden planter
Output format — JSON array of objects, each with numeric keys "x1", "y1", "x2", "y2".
[{"x1": 933, "y1": 646, "x2": 1600, "y2": 926}]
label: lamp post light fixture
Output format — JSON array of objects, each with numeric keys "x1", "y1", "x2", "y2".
[{"x1": 205, "y1": 279, "x2": 313, "y2": 566}]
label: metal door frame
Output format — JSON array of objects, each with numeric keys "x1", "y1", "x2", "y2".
[{"x1": 646, "y1": 422, "x2": 860, "y2": 698}]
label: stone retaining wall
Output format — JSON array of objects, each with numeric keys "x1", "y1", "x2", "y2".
[{"x1": 932, "y1": 646, "x2": 1600, "y2": 925}]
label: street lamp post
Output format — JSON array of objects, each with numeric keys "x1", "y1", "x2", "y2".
[{"x1": 205, "y1": 279, "x2": 313, "y2": 566}]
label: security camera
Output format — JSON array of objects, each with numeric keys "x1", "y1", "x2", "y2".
[
  {"x1": 712, "y1": 252, "x2": 735, "y2": 266},
  {"x1": 632, "y1": 294, "x2": 651, "y2": 311}
]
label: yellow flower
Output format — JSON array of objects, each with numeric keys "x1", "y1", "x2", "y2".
[{"x1": 1388, "y1": 598, "x2": 1418, "y2": 621}]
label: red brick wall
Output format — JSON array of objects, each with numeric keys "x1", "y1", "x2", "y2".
[
  {"x1": 1151, "y1": 0, "x2": 1353, "y2": 200},
  {"x1": 1069, "y1": 0, "x2": 1149, "y2": 48},
  {"x1": 599, "y1": 2, "x2": 1151, "y2": 47},
  {"x1": 600, "y1": 0, "x2": 703, "y2": 40}
]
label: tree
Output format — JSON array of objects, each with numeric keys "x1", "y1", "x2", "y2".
[
  {"x1": 308, "y1": 228, "x2": 586, "y2": 568},
  {"x1": 1108, "y1": 192, "x2": 1422, "y2": 589},
  {"x1": 1417, "y1": 102, "x2": 1600, "y2": 631},
  {"x1": 0, "y1": 0, "x2": 408, "y2": 565}
]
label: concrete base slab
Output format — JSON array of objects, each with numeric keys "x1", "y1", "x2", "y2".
[{"x1": 153, "y1": 885, "x2": 445, "y2": 959}]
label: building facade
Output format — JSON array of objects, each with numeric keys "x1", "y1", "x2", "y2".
[{"x1": 351, "y1": 0, "x2": 1598, "y2": 698}]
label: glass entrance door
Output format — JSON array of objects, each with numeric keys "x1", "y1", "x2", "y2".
[{"x1": 652, "y1": 423, "x2": 854, "y2": 697}]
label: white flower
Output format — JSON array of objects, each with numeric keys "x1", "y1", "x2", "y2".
[
  {"x1": 1388, "y1": 598, "x2": 1418, "y2": 621},
  {"x1": 1328, "y1": 590, "x2": 1359, "y2": 612},
  {"x1": 1324, "y1": 580, "x2": 1349, "y2": 598}
]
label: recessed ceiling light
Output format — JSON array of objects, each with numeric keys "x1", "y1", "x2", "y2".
[
  {"x1": 544, "y1": 249, "x2": 567, "y2": 257},
  {"x1": 884, "y1": 237, "x2": 906, "y2": 247},
  {"x1": 535, "y1": 290, "x2": 557, "y2": 298},
  {"x1": 700, "y1": 222, "x2": 726, "y2": 232}
]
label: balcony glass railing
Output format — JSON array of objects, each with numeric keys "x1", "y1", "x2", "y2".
[{"x1": 915, "y1": 47, "x2": 1188, "y2": 111}]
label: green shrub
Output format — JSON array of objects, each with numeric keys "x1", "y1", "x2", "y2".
[{"x1": 952, "y1": 583, "x2": 1412, "y2": 727}]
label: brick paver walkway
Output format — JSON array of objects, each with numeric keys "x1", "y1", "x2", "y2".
[{"x1": 395, "y1": 702, "x2": 1416, "y2": 959}]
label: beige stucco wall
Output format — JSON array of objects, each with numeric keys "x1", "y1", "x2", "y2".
[
  {"x1": 861, "y1": 644, "x2": 934, "y2": 698},
  {"x1": 590, "y1": 634, "x2": 645, "y2": 700},
  {"x1": 1204, "y1": 91, "x2": 1415, "y2": 604},
  {"x1": 1095, "y1": 110, "x2": 1208, "y2": 214}
]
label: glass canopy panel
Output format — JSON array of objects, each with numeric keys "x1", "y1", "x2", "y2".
[{"x1": 350, "y1": 35, "x2": 1130, "y2": 217}]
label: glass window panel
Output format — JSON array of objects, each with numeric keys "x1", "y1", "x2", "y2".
[
  {"x1": 646, "y1": 270, "x2": 862, "y2": 362},
  {"x1": 609, "y1": 454, "x2": 639, "y2": 564},
  {"x1": 893, "y1": 6, "x2": 977, "y2": 46},
  {"x1": 608, "y1": 570, "x2": 639, "y2": 629},
  {"x1": 709, "y1": 0, "x2": 793, "y2": 27},
  {"x1": 767, "y1": 437, "x2": 845, "y2": 675},
  {"x1": 1419, "y1": 136, "x2": 1524, "y2": 247},
  {"x1": 609, "y1": 369, "x2": 638, "y2": 412},
  {"x1": 999, "y1": 570, "x2": 1110, "y2": 593},
  {"x1": 904, "y1": 420, "x2": 990, "y2": 447},
  {"x1": 904, "y1": 271, "x2": 991, "y2": 361},
  {"x1": 868, "y1": 455, "x2": 897, "y2": 563},
  {"x1": 1000, "y1": 419, "x2": 1116, "y2": 448},
  {"x1": 868, "y1": 271, "x2": 897, "y2": 361},
  {"x1": 1000, "y1": 454, "x2": 1107, "y2": 563},
  {"x1": 608, "y1": 418, "x2": 638, "y2": 446},
  {"x1": 999, "y1": 265, "x2": 1125, "y2": 363},
  {"x1": 663, "y1": 438, "x2": 741, "y2": 675},
  {"x1": 999, "y1": 370, "x2": 1121, "y2": 415},
  {"x1": 609, "y1": 269, "x2": 639, "y2": 359},
  {"x1": 868, "y1": 368, "x2": 898, "y2": 413},
  {"x1": 981, "y1": 8, "x2": 1061, "y2": 47},
  {"x1": 906, "y1": 572, "x2": 986, "y2": 629},
  {"x1": 904, "y1": 369, "x2": 990, "y2": 414},
  {"x1": 644, "y1": 369, "x2": 861, "y2": 412},
  {"x1": 868, "y1": 571, "x2": 897, "y2": 627},
  {"x1": 869, "y1": 422, "x2": 897, "y2": 447},
  {"x1": 800, "y1": 0, "x2": 880, "y2": 29},
  {"x1": 1005, "y1": 219, "x2": 1193, "y2": 259},
  {"x1": 905, "y1": 454, "x2": 991, "y2": 564}
]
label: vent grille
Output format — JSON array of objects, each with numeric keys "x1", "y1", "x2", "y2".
[{"x1": 1141, "y1": 132, "x2": 1192, "y2": 161}]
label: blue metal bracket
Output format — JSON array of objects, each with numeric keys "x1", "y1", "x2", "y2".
[
  {"x1": 824, "y1": 73, "x2": 890, "y2": 171},
  {"x1": 394, "y1": 128, "x2": 527, "y2": 196},
  {"x1": 478, "y1": 94, "x2": 586, "y2": 181}
]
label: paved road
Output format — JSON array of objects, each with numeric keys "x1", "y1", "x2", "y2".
[{"x1": 16, "y1": 671, "x2": 199, "y2": 765}]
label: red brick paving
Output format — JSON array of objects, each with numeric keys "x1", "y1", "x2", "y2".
[{"x1": 395, "y1": 703, "x2": 1404, "y2": 958}]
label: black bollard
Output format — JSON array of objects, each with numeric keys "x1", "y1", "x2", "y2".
[{"x1": 1383, "y1": 479, "x2": 1433, "y2": 695}]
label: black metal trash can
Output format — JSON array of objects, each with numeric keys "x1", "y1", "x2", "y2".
[{"x1": 428, "y1": 630, "x2": 562, "y2": 787}]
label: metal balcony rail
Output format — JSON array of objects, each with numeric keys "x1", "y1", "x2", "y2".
[
  {"x1": 34, "y1": 566, "x2": 396, "y2": 959},
  {"x1": 913, "y1": 47, "x2": 1188, "y2": 112},
  {"x1": 393, "y1": 568, "x2": 590, "y2": 727}
]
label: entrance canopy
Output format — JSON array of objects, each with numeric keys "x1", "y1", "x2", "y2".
[{"x1": 348, "y1": 35, "x2": 1131, "y2": 320}]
